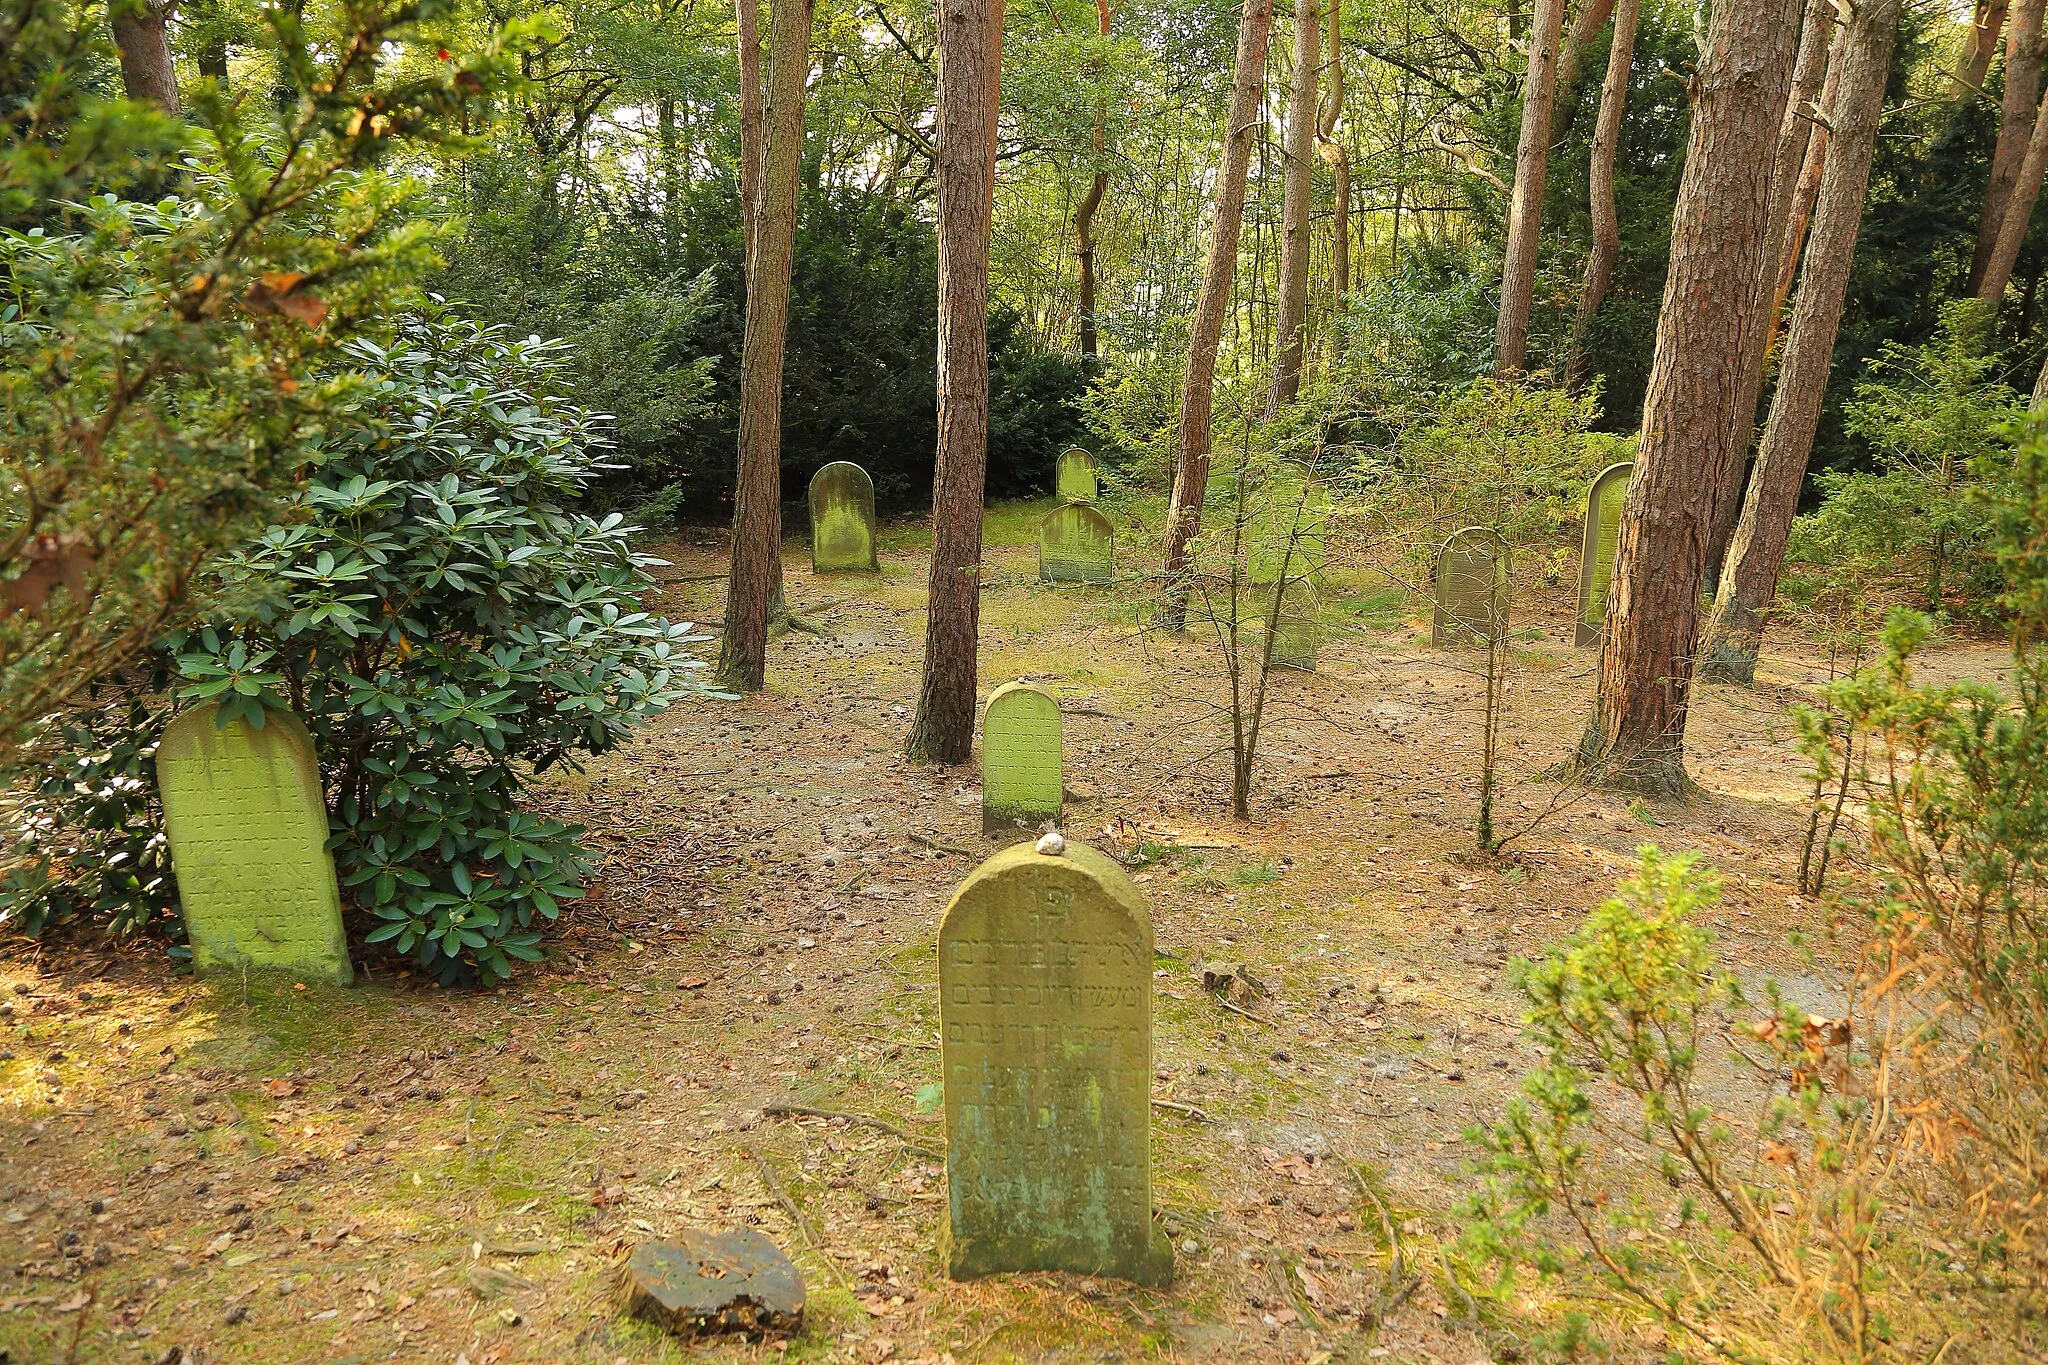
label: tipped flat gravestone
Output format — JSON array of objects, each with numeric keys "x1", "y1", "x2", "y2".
[
  {"x1": 1432, "y1": 527, "x2": 1511, "y2": 648},
  {"x1": 1038, "y1": 503, "x2": 1114, "y2": 585},
  {"x1": 937, "y1": 840, "x2": 1173, "y2": 1287},
  {"x1": 808, "y1": 460, "x2": 879, "y2": 572},
  {"x1": 1575, "y1": 461, "x2": 1633, "y2": 647},
  {"x1": 1055, "y1": 447, "x2": 1099, "y2": 504},
  {"x1": 155, "y1": 705, "x2": 352, "y2": 985},
  {"x1": 981, "y1": 681, "x2": 1063, "y2": 833},
  {"x1": 622, "y1": 1229, "x2": 804, "y2": 1337}
]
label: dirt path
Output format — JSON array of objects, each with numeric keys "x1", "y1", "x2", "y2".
[{"x1": 0, "y1": 504, "x2": 1985, "y2": 1363}]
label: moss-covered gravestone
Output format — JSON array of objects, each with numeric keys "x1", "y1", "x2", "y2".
[
  {"x1": 155, "y1": 705, "x2": 352, "y2": 985},
  {"x1": 1247, "y1": 468, "x2": 1329, "y2": 586},
  {"x1": 808, "y1": 461, "x2": 879, "y2": 572},
  {"x1": 981, "y1": 682, "x2": 1063, "y2": 832},
  {"x1": 1575, "y1": 461, "x2": 1633, "y2": 647},
  {"x1": 938, "y1": 841, "x2": 1173, "y2": 1287},
  {"x1": 1055, "y1": 447, "x2": 1099, "y2": 504},
  {"x1": 1268, "y1": 578, "x2": 1320, "y2": 671},
  {"x1": 1432, "y1": 527, "x2": 1511, "y2": 648},
  {"x1": 1037, "y1": 503, "x2": 1114, "y2": 584}
]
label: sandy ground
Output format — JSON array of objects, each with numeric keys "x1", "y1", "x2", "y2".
[{"x1": 0, "y1": 503, "x2": 2006, "y2": 1363}]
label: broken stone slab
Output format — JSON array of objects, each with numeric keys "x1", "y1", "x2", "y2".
[{"x1": 622, "y1": 1229, "x2": 805, "y2": 1337}]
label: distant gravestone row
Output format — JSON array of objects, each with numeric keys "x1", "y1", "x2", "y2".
[
  {"x1": 808, "y1": 461, "x2": 879, "y2": 573},
  {"x1": 1575, "y1": 461, "x2": 1633, "y2": 647},
  {"x1": 1038, "y1": 503, "x2": 1114, "y2": 585},
  {"x1": 155, "y1": 705, "x2": 353, "y2": 985},
  {"x1": 981, "y1": 682, "x2": 1063, "y2": 832},
  {"x1": 938, "y1": 838, "x2": 1174, "y2": 1286},
  {"x1": 1055, "y1": 447, "x2": 1099, "y2": 504}
]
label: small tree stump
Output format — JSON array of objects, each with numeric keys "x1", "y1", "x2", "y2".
[{"x1": 621, "y1": 1229, "x2": 805, "y2": 1337}]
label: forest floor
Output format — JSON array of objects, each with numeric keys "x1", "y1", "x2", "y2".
[{"x1": 0, "y1": 500, "x2": 2012, "y2": 1365}]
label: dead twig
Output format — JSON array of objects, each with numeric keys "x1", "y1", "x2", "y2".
[
  {"x1": 909, "y1": 832, "x2": 976, "y2": 857},
  {"x1": 1150, "y1": 1098, "x2": 1213, "y2": 1122},
  {"x1": 746, "y1": 1143, "x2": 857, "y2": 1295},
  {"x1": 1214, "y1": 996, "x2": 1269, "y2": 1025},
  {"x1": 759, "y1": 1101, "x2": 945, "y2": 1157}
]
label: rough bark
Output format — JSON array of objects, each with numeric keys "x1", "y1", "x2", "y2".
[
  {"x1": 1555, "y1": 0, "x2": 1620, "y2": 120},
  {"x1": 1563, "y1": 0, "x2": 1641, "y2": 391},
  {"x1": 735, "y1": 0, "x2": 766, "y2": 275},
  {"x1": 905, "y1": 0, "x2": 1005, "y2": 765},
  {"x1": 1980, "y1": 79, "x2": 2048, "y2": 306},
  {"x1": 1700, "y1": 0, "x2": 1898, "y2": 685},
  {"x1": 1577, "y1": 0, "x2": 1801, "y2": 793},
  {"x1": 111, "y1": 0, "x2": 180, "y2": 112},
  {"x1": 1955, "y1": 0, "x2": 2011, "y2": 99},
  {"x1": 1706, "y1": 0, "x2": 1835, "y2": 578},
  {"x1": 1074, "y1": 0, "x2": 1112, "y2": 361},
  {"x1": 1493, "y1": 0, "x2": 1567, "y2": 377},
  {"x1": 1268, "y1": 0, "x2": 1320, "y2": 410},
  {"x1": 1317, "y1": 0, "x2": 1349, "y2": 321},
  {"x1": 1972, "y1": 0, "x2": 2046, "y2": 293},
  {"x1": 716, "y1": 0, "x2": 814, "y2": 691},
  {"x1": 1160, "y1": 0, "x2": 1275, "y2": 632}
]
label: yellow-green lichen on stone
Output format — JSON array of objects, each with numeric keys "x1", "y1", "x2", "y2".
[
  {"x1": 1432, "y1": 527, "x2": 1511, "y2": 648},
  {"x1": 981, "y1": 681, "x2": 1063, "y2": 832},
  {"x1": 809, "y1": 461, "x2": 879, "y2": 572},
  {"x1": 1268, "y1": 578, "x2": 1320, "y2": 671},
  {"x1": 155, "y1": 705, "x2": 352, "y2": 986},
  {"x1": 1037, "y1": 503, "x2": 1114, "y2": 585},
  {"x1": 1055, "y1": 448, "x2": 1099, "y2": 504},
  {"x1": 1575, "y1": 461, "x2": 1632, "y2": 647},
  {"x1": 938, "y1": 841, "x2": 1173, "y2": 1286}
]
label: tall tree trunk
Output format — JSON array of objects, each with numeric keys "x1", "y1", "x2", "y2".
[
  {"x1": 1700, "y1": 0, "x2": 1899, "y2": 683},
  {"x1": 1161, "y1": 0, "x2": 1276, "y2": 632},
  {"x1": 1955, "y1": 0, "x2": 2011, "y2": 99},
  {"x1": 1765, "y1": 46, "x2": 1839, "y2": 333},
  {"x1": 186, "y1": 0, "x2": 229, "y2": 83},
  {"x1": 905, "y1": 0, "x2": 1005, "y2": 765},
  {"x1": 1577, "y1": 0, "x2": 1801, "y2": 793},
  {"x1": 1979, "y1": 80, "x2": 2048, "y2": 306},
  {"x1": 1493, "y1": 0, "x2": 1567, "y2": 377},
  {"x1": 716, "y1": 0, "x2": 814, "y2": 691},
  {"x1": 1268, "y1": 0, "x2": 1320, "y2": 410},
  {"x1": 735, "y1": 0, "x2": 766, "y2": 275},
  {"x1": 111, "y1": 0, "x2": 180, "y2": 112},
  {"x1": 1317, "y1": 0, "x2": 1350, "y2": 323},
  {"x1": 1563, "y1": 0, "x2": 1641, "y2": 391},
  {"x1": 1074, "y1": 0, "x2": 1112, "y2": 361},
  {"x1": 1973, "y1": 0, "x2": 2046, "y2": 293},
  {"x1": 1555, "y1": 0, "x2": 1620, "y2": 125},
  {"x1": 1705, "y1": 0, "x2": 1835, "y2": 578}
]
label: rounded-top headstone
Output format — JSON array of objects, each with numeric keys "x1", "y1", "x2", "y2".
[
  {"x1": 937, "y1": 841, "x2": 1174, "y2": 1286},
  {"x1": 1432, "y1": 527, "x2": 1512, "y2": 648},
  {"x1": 1055, "y1": 447, "x2": 1099, "y2": 504},
  {"x1": 981, "y1": 681, "x2": 1063, "y2": 832},
  {"x1": 1038, "y1": 503, "x2": 1114, "y2": 585},
  {"x1": 1575, "y1": 461, "x2": 1633, "y2": 647},
  {"x1": 808, "y1": 461, "x2": 879, "y2": 572},
  {"x1": 155, "y1": 704, "x2": 352, "y2": 985}
]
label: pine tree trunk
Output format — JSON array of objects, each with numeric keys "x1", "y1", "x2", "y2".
[
  {"x1": 1766, "y1": 49, "x2": 1837, "y2": 331},
  {"x1": 905, "y1": 0, "x2": 1005, "y2": 765},
  {"x1": 1972, "y1": 0, "x2": 2046, "y2": 293},
  {"x1": 716, "y1": 0, "x2": 814, "y2": 691},
  {"x1": 1074, "y1": 0, "x2": 1112, "y2": 361},
  {"x1": 1494, "y1": 0, "x2": 1567, "y2": 377},
  {"x1": 1577, "y1": 0, "x2": 1801, "y2": 793},
  {"x1": 735, "y1": 0, "x2": 766, "y2": 275},
  {"x1": 1563, "y1": 0, "x2": 1641, "y2": 391},
  {"x1": 1979, "y1": 81, "x2": 2048, "y2": 306},
  {"x1": 1705, "y1": 0, "x2": 1834, "y2": 578},
  {"x1": 1701, "y1": 0, "x2": 1899, "y2": 684},
  {"x1": 1555, "y1": 0, "x2": 1619, "y2": 124},
  {"x1": 1268, "y1": 0, "x2": 1320, "y2": 410},
  {"x1": 1161, "y1": 0, "x2": 1276, "y2": 632},
  {"x1": 1956, "y1": 0, "x2": 2011, "y2": 99},
  {"x1": 111, "y1": 0, "x2": 181, "y2": 112},
  {"x1": 1317, "y1": 0, "x2": 1350, "y2": 322}
]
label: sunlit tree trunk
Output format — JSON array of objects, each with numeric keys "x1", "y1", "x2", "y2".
[
  {"x1": 1701, "y1": 0, "x2": 1899, "y2": 684},
  {"x1": 1706, "y1": 0, "x2": 1834, "y2": 578},
  {"x1": 1563, "y1": 0, "x2": 1641, "y2": 391},
  {"x1": 1317, "y1": 0, "x2": 1350, "y2": 328},
  {"x1": 1074, "y1": 0, "x2": 1112, "y2": 361},
  {"x1": 111, "y1": 0, "x2": 181, "y2": 111},
  {"x1": 1578, "y1": 0, "x2": 1801, "y2": 793},
  {"x1": 1268, "y1": 0, "x2": 1320, "y2": 410},
  {"x1": 1972, "y1": 0, "x2": 2046, "y2": 293},
  {"x1": 1980, "y1": 81, "x2": 2048, "y2": 307},
  {"x1": 1555, "y1": 0, "x2": 1619, "y2": 120},
  {"x1": 1494, "y1": 0, "x2": 1567, "y2": 377},
  {"x1": 1955, "y1": 0, "x2": 2011, "y2": 99},
  {"x1": 905, "y1": 0, "x2": 1005, "y2": 764},
  {"x1": 1161, "y1": 0, "x2": 1275, "y2": 632},
  {"x1": 717, "y1": 0, "x2": 814, "y2": 690}
]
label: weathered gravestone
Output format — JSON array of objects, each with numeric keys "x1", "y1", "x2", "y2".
[
  {"x1": 1038, "y1": 503, "x2": 1114, "y2": 584},
  {"x1": 1267, "y1": 578, "x2": 1320, "y2": 671},
  {"x1": 1055, "y1": 447, "x2": 1099, "y2": 504},
  {"x1": 1575, "y1": 461, "x2": 1633, "y2": 647},
  {"x1": 808, "y1": 461, "x2": 879, "y2": 572},
  {"x1": 1432, "y1": 527, "x2": 1512, "y2": 648},
  {"x1": 981, "y1": 682, "x2": 1063, "y2": 832},
  {"x1": 937, "y1": 840, "x2": 1174, "y2": 1286},
  {"x1": 1247, "y1": 469, "x2": 1329, "y2": 585},
  {"x1": 155, "y1": 705, "x2": 352, "y2": 985}
]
